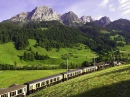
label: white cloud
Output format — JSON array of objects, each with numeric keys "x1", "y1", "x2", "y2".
[
  {"x1": 109, "y1": 4, "x2": 115, "y2": 11},
  {"x1": 118, "y1": 0, "x2": 128, "y2": 4},
  {"x1": 98, "y1": 0, "x2": 109, "y2": 7},
  {"x1": 123, "y1": 9, "x2": 130, "y2": 15},
  {"x1": 118, "y1": 0, "x2": 130, "y2": 15}
]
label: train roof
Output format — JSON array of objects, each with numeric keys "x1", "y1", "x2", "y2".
[
  {"x1": 95, "y1": 62, "x2": 105, "y2": 66},
  {"x1": 25, "y1": 73, "x2": 62, "y2": 84},
  {"x1": 62, "y1": 68, "x2": 82, "y2": 74},
  {"x1": 0, "y1": 84, "x2": 25, "y2": 95},
  {"x1": 82, "y1": 66, "x2": 97, "y2": 69}
]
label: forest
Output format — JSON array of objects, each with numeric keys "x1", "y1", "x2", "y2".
[{"x1": 0, "y1": 20, "x2": 130, "y2": 69}]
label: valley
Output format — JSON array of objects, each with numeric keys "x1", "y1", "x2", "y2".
[
  {"x1": 0, "y1": 3, "x2": 130, "y2": 97},
  {"x1": 0, "y1": 39, "x2": 96, "y2": 67}
]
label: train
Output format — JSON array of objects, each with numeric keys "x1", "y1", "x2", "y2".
[{"x1": 0, "y1": 62, "x2": 122, "y2": 97}]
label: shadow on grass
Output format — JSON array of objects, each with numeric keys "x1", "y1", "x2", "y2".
[{"x1": 70, "y1": 80, "x2": 130, "y2": 97}]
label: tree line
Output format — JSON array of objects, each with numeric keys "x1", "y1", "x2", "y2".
[{"x1": 22, "y1": 51, "x2": 50, "y2": 61}]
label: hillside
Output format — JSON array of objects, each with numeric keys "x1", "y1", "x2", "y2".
[
  {"x1": 0, "y1": 39, "x2": 96, "y2": 67},
  {"x1": 1, "y1": 19, "x2": 130, "y2": 68},
  {"x1": 29, "y1": 64, "x2": 130, "y2": 97},
  {"x1": 106, "y1": 19, "x2": 130, "y2": 43},
  {"x1": 0, "y1": 21, "x2": 119, "y2": 68}
]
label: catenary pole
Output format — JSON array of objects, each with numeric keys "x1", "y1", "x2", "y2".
[{"x1": 67, "y1": 58, "x2": 68, "y2": 80}]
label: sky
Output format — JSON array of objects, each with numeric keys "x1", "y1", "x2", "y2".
[{"x1": 0, "y1": 0, "x2": 130, "y2": 22}]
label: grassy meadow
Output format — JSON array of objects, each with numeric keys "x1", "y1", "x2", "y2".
[
  {"x1": 0, "y1": 39, "x2": 96, "y2": 66},
  {"x1": 0, "y1": 69, "x2": 66, "y2": 88},
  {"x1": 118, "y1": 45, "x2": 130, "y2": 54},
  {"x1": 29, "y1": 64, "x2": 130, "y2": 97}
]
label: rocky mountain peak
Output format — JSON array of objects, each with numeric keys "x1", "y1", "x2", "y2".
[
  {"x1": 68, "y1": 11, "x2": 74, "y2": 14},
  {"x1": 11, "y1": 12, "x2": 29, "y2": 22},
  {"x1": 35, "y1": 6, "x2": 51, "y2": 9},
  {"x1": 29, "y1": 6, "x2": 59, "y2": 21},
  {"x1": 61, "y1": 11, "x2": 83, "y2": 26},
  {"x1": 98, "y1": 16, "x2": 111, "y2": 26},
  {"x1": 10, "y1": 6, "x2": 60, "y2": 22},
  {"x1": 9, "y1": 6, "x2": 112, "y2": 27},
  {"x1": 80, "y1": 16, "x2": 94, "y2": 24}
]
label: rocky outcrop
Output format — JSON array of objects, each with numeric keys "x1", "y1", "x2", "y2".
[
  {"x1": 10, "y1": 6, "x2": 60, "y2": 22},
  {"x1": 80, "y1": 16, "x2": 94, "y2": 24},
  {"x1": 9, "y1": 6, "x2": 111, "y2": 27},
  {"x1": 61, "y1": 11, "x2": 83, "y2": 26},
  {"x1": 11, "y1": 12, "x2": 29, "y2": 22},
  {"x1": 95, "y1": 16, "x2": 111, "y2": 26},
  {"x1": 29, "y1": 6, "x2": 59, "y2": 21}
]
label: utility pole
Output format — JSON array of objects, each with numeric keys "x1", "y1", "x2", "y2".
[
  {"x1": 94, "y1": 56, "x2": 95, "y2": 71},
  {"x1": 114, "y1": 56, "x2": 115, "y2": 66},
  {"x1": 66, "y1": 58, "x2": 68, "y2": 81},
  {"x1": 94, "y1": 56, "x2": 95, "y2": 66}
]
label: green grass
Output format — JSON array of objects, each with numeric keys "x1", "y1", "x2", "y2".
[
  {"x1": 40, "y1": 27, "x2": 48, "y2": 31},
  {"x1": 0, "y1": 69, "x2": 66, "y2": 88},
  {"x1": 110, "y1": 34, "x2": 125, "y2": 41},
  {"x1": 0, "y1": 39, "x2": 96, "y2": 66},
  {"x1": 118, "y1": 45, "x2": 130, "y2": 54},
  {"x1": 29, "y1": 64, "x2": 130, "y2": 97},
  {"x1": 100, "y1": 30, "x2": 110, "y2": 34}
]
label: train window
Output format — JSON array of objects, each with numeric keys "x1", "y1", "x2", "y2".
[
  {"x1": 57, "y1": 77, "x2": 59, "y2": 81},
  {"x1": 36, "y1": 83, "x2": 40, "y2": 88},
  {"x1": 50, "y1": 79, "x2": 53, "y2": 83},
  {"x1": 41, "y1": 82, "x2": 45, "y2": 86},
  {"x1": 43, "y1": 82, "x2": 45, "y2": 86},
  {"x1": 54, "y1": 78, "x2": 57, "y2": 81},
  {"x1": 46, "y1": 80, "x2": 49, "y2": 84},
  {"x1": 1, "y1": 94, "x2": 8, "y2": 97},
  {"x1": 18, "y1": 89, "x2": 23, "y2": 94},
  {"x1": 10, "y1": 91, "x2": 16, "y2": 96},
  {"x1": 1, "y1": 95, "x2": 3, "y2": 97}
]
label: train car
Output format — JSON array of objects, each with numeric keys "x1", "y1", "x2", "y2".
[
  {"x1": 82, "y1": 66, "x2": 98, "y2": 74},
  {"x1": 0, "y1": 84, "x2": 27, "y2": 97},
  {"x1": 95, "y1": 62, "x2": 110, "y2": 70},
  {"x1": 24, "y1": 74, "x2": 63, "y2": 94},
  {"x1": 62, "y1": 69, "x2": 83, "y2": 80}
]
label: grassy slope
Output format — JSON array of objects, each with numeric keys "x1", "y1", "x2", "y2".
[
  {"x1": 0, "y1": 39, "x2": 96, "y2": 66},
  {"x1": 29, "y1": 64, "x2": 130, "y2": 97},
  {"x1": 0, "y1": 69, "x2": 65, "y2": 88},
  {"x1": 118, "y1": 45, "x2": 130, "y2": 54}
]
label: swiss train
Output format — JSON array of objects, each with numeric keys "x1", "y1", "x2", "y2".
[{"x1": 0, "y1": 62, "x2": 120, "y2": 97}]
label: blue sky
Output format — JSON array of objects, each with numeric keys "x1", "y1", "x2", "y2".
[{"x1": 0, "y1": 0, "x2": 130, "y2": 22}]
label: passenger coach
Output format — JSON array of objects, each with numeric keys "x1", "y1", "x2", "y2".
[
  {"x1": 82, "y1": 66, "x2": 98, "y2": 74},
  {"x1": 24, "y1": 74, "x2": 63, "y2": 94},
  {"x1": 62, "y1": 69, "x2": 83, "y2": 80},
  {"x1": 0, "y1": 84, "x2": 26, "y2": 97}
]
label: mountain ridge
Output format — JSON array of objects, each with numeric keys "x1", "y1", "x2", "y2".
[{"x1": 7, "y1": 6, "x2": 113, "y2": 27}]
